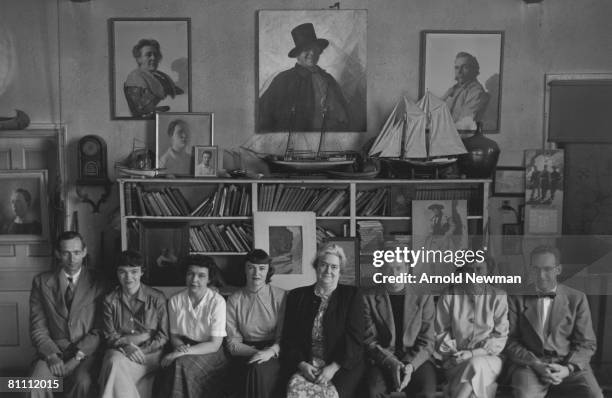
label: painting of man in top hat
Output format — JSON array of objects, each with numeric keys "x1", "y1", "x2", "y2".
[{"x1": 258, "y1": 10, "x2": 367, "y2": 133}]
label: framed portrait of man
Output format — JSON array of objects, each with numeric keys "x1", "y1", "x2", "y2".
[
  {"x1": 194, "y1": 146, "x2": 219, "y2": 177},
  {"x1": 109, "y1": 18, "x2": 191, "y2": 120},
  {"x1": 257, "y1": 10, "x2": 367, "y2": 133},
  {"x1": 0, "y1": 170, "x2": 49, "y2": 242},
  {"x1": 420, "y1": 30, "x2": 504, "y2": 133},
  {"x1": 155, "y1": 112, "x2": 214, "y2": 176}
]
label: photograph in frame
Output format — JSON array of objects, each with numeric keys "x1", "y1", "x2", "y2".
[
  {"x1": 254, "y1": 211, "x2": 317, "y2": 290},
  {"x1": 0, "y1": 170, "x2": 49, "y2": 242},
  {"x1": 323, "y1": 237, "x2": 359, "y2": 286},
  {"x1": 194, "y1": 146, "x2": 219, "y2": 177},
  {"x1": 257, "y1": 10, "x2": 367, "y2": 133},
  {"x1": 109, "y1": 18, "x2": 191, "y2": 120},
  {"x1": 140, "y1": 221, "x2": 188, "y2": 286},
  {"x1": 156, "y1": 112, "x2": 214, "y2": 176},
  {"x1": 493, "y1": 166, "x2": 525, "y2": 197},
  {"x1": 420, "y1": 30, "x2": 504, "y2": 132}
]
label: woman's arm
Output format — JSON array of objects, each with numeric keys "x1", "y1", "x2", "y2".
[{"x1": 226, "y1": 294, "x2": 258, "y2": 357}]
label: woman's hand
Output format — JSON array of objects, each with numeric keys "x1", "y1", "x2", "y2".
[
  {"x1": 452, "y1": 350, "x2": 473, "y2": 364},
  {"x1": 161, "y1": 351, "x2": 185, "y2": 368},
  {"x1": 297, "y1": 361, "x2": 319, "y2": 382},
  {"x1": 176, "y1": 344, "x2": 190, "y2": 353},
  {"x1": 123, "y1": 343, "x2": 145, "y2": 364},
  {"x1": 315, "y1": 362, "x2": 340, "y2": 385},
  {"x1": 248, "y1": 348, "x2": 275, "y2": 364}
]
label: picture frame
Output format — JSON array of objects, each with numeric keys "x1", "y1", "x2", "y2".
[
  {"x1": 254, "y1": 211, "x2": 317, "y2": 290},
  {"x1": 322, "y1": 237, "x2": 359, "y2": 286},
  {"x1": 493, "y1": 166, "x2": 525, "y2": 197},
  {"x1": 109, "y1": 18, "x2": 191, "y2": 120},
  {"x1": 420, "y1": 30, "x2": 504, "y2": 133},
  {"x1": 0, "y1": 170, "x2": 49, "y2": 243},
  {"x1": 156, "y1": 112, "x2": 214, "y2": 176},
  {"x1": 257, "y1": 10, "x2": 367, "y2": 133},
  {"x1": 194, "y1": 146, "x2": 219, "y2": 177},
  {"x1": 140, "y1": 221, "x2": 189, "y2": 286},
  {"x1": 501, "y1": 223, "x2": 523, "y2": 255}
]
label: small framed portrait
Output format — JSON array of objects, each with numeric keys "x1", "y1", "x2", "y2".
[
  {"x1": 194, "y1": 146, "x2": 219, "y2": 177},
  {"x1": 257, "y1": 10, "x2": 367, "y2": 133},
  {"x1": 493, "y1": 166, "x2": 525, "y2": 197},
  {"x1": 156, "y1": 112, "x2": 214, "y2": 176},
  {"x1": 109, "y1": 18, "x2": 191, "y2": 120},
  {"x1": 0, "y1": 170, "x2": 49, "y2": 242},
  {"x1": 420, "y1": 30, "x2": 504, "y2": 132},
  {"x1": 140, "y1": 221, "x2": 189, "y2": 286},
  {"x1": 501, "y1": 223, "x2": 523, "y2": 255},
  {"x1": 254, "y1": 211, "x2": 317, "y2": 290},
  {"x1": 322, "y1": 237, "x2": 359, "y2": 286}
]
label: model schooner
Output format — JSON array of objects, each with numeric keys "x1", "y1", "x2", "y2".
[{"x1": 368, "y1": 92, "x2": 467, "y2": 168}]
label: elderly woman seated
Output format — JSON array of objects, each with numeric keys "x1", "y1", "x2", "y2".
[
  {"x1": 157, "y1": 254, "x2": 230, "y2": 398},
  {"x1": 226, "y1": 249, "x2": 287, "y2": 398},
  {"x1": 280, "y1": 242, "x2": 364, "y2": 398},
  {"x1": 99, "y1": 250, "x2": 168, "y2": 398},
  {"x1": 435, "y1": 257, "x2": 508, "y2": 398}
]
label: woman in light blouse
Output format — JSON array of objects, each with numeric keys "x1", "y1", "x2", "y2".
[
  {"x1": 435, "y1": 257, "x2": 509, "y2": 398},
  {"x1": 157, "y1": 255, "x2": 229, "y2": 398},
  {"x1": 99, "y1": 250, "x2": 168, "y2": 398},
  {"x1": 281, "y1": 242, "x2": 364, "y2": 398},
  {"x1": 226, "y1": 249, "x2": 287, "y2": 398}
]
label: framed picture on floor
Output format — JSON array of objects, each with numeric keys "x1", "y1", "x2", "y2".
[{"x1": 140, "y1": 221, "x2": 189, "y2": 286}]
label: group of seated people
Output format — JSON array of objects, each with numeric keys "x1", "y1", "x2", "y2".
[{"x1": 29, "y1": 230, "x2": 603, "y2": 398}]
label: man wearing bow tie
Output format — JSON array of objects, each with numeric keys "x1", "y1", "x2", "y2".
[
  {"x1": 28, "y1": 231, "x2": 106, "y2": 398},
  {"x1": 505, "y1": 245, "x2": 603, "y2": 398}
]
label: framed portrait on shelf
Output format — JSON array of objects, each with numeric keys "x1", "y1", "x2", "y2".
[
  {"x1": 0, "y1": 170, "x2": 49, "y2": 243},
  {"x1": 501, "y1": 223, "x2": 523, "y2": 255},
  {"x1": 194, "y1": 146, "x2": 219, "y2": 177},
  {"x1": 257, "y1": 10, "x2": 367, "y2": 133},
  {"x1": 420, "y1": 30, "x2": 504, "y2": 133},
  {"x1": 109, "y1": 18, "x2": 191, "y2": 120},
  {"x1": 254, "y1": 211, "x2": 317, "y2": 290},
  {"x1": 493, "y1": 166, "x2": 525, "y2": 197},
  {"x1": 156, "y1": 112, "x2": 214, "y2": 176},
  {"x1": 322, "y1": 237, "x2": 359, "y2": 286},
  {"x1": 140, "y1": 221, "x2": 188, "y2": 286}
]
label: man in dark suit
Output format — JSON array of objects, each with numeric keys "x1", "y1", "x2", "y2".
[
  {"x1": 505, "y1": 245, "x2": 603, "y2": 398},
  {"x1": 363, "y1": 257, "x2": 436, "y2": 398},
  {"x1": 29, "y1": 231, "x2": 106, "y2": 398}
]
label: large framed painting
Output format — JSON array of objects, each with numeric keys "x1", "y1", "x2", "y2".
[
  {"x1": 109, "y1": 18, "x2": 191, "y2": 120},
  {"x1": 420, "y1": 30, "x2": 504, "y2": 133},
  {"x1": 140, "y1": 221, "x2": 188, "y2": 286},
  {"x1": 254, "y1": 211, "x2": 317, "y2": 290},
  {"x1": 0, "y1": 170, "x2": 49, "y2": 243},
  {"x1": 156, "y1": 112, "x2": 214, "y2": 176},
  {"x1": 257, "y1": 10, "x2": 367, "y2": 133}
]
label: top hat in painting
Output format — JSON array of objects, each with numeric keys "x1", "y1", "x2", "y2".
[{"x1": 288, "y1": 23, "x2": 329, "y2": 58}]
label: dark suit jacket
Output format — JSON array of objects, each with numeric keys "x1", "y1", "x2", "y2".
[
  {"x1": 505, "y1": 284, "x2": 597, "y2": 370},
  {"x1": 30, "y1": 267, "x2": 106, "y2": 360},
  {"x1": 363, "y1": 290, "x2": 434, "y2": 369},
  {"x1": 280, "y1": 284, "x2": 363, "y2": 371}
]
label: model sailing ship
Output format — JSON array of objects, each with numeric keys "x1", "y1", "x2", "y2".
[{"x1": 368, "y1": 92, "x2": 467, "y2": 169}]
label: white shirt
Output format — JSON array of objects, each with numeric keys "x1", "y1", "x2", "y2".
[
  {"x1": 168, "y1": 288, "x2": 227, "y2": 342},
  {"x1": 62, "y1": 267, "x2": 82, "y2": 286}
]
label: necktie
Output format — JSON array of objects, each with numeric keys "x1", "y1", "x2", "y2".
[{"x1": 65, "y1": 277, "x2": 74, "y2": 311}]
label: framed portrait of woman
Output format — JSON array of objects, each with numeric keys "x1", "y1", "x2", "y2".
[
  {"x1": 155, "y1": 112, "x2": 214, "y2": 176},
  {"x1": 109, "y1": 18, "x2": 191, "y2": 120}
]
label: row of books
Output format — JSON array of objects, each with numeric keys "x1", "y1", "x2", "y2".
[
  {"x1": 356, "y1": 188, "x2": 389, "y2": 216},
  {"x1": 258, "y1": 185, "x2": 349, "y2": 216},
  {"x1": 413, "y1": 186, "x2": 480, "y2": 200},
  {"x1": 190, "y1": 184, "x2": 252, "y2": 217},
  {"x1": 189, "y1": 223, "x2": 253, "y2": 253},
  {"x1": 316, "y1": 226, "x2": 337, "y2": 245},
  {"x1": 125, "y1": 183, "x2": 192, "y2": 216}
]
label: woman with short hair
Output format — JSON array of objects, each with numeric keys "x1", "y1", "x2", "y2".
[
  {"x1": 157, "y1": 254, "x2": 229, "y2": 398},
  {"x1": 226, "y1": 249, "x2": 287, "y2": 398},
  {"x1": 281, "y1": 243, "x2": 364, "y2": 398}
]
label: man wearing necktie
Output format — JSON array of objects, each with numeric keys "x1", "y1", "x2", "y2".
[
  {"x1": 28, "y1": 231, "x2": 106, "y2": 398},
  {"x1": 505, "y1": 245, "x2": 603, "y2": 398}
]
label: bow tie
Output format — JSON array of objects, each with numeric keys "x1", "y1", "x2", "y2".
[{"x1": 536, "y1": 292, "x2": 556, "y2": 299}]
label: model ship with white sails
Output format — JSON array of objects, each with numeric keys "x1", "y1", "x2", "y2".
[{"x1": 368, "y1": 92, "x2": 467, "y2": 167}]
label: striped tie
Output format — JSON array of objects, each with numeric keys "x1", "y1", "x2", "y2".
[{"x1": 65, "y1": 277, "x2": 74, "y2": 311}]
